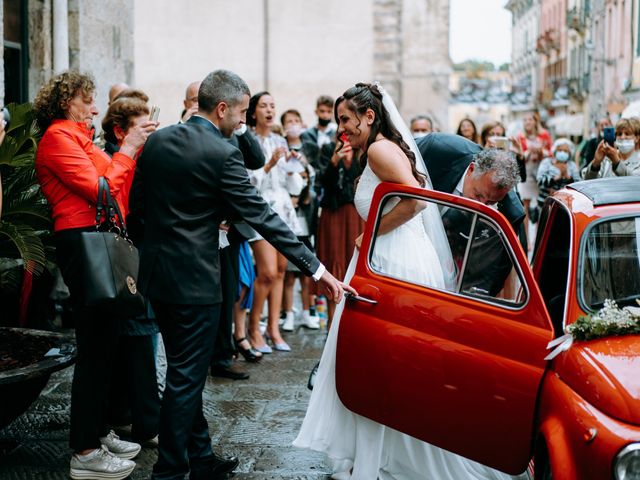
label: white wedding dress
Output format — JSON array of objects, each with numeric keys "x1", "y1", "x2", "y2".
[{"x1": 294, "y1": 164, "x2": 529, "y2": 480}]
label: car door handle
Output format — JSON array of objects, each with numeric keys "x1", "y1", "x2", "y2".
[{"x1": 345, "y1": 292, "x2": 378, "y2": 305}]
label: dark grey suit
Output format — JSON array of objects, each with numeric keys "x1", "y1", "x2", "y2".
[
  {"x1": 415, "y1": 133, "x2": 526, "y2": 296},
  {"x1": 129, "y1": 115, "x2": 318, "y2": 480}
]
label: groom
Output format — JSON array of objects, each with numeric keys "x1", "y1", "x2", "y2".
[
  {"x1": 129, "y1": 69, "x2": 351, "y2": 480},
  {"x1": 416, "y1": 133, "x2": 524, "y2": 295}
]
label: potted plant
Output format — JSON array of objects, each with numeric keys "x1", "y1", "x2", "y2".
[{"x1": 0, "y1": 103, "x2": 75, "y2": 429}]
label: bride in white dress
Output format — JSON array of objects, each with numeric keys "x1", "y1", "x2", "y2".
[{"x1": 293, "y1": 83, "x2": 530, "y2": 480}]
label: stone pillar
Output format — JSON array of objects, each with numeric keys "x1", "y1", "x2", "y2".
[
  {"x1": 28, "y1": 0, "x2": 54, "y2": 100},
  {"x1": 399, "y1": 0, "x2": 451, "y2": 129},
  {"x1": 52, "y1": 0, "x2": 69, "y2": 73},
  {"x1": 373, "y1": 0, "x2": 403, "y2": 102}
]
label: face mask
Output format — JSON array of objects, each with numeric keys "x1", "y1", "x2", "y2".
[
  {"x1": 301, "y1": 178, "x2": 309, "y2": 189},
  {"x1": 233, "y1": 124, "x2": 247, "y2": 136},
  {"x1": 555, "y1": 151, "x2": 570, "y2": 163},
  {"x1": 615, "y1": 139, "x2": 636, "y2": 154},
  {"x1": 286, "y1": 125, "x2": 304, "y2": 138},
  {"x1": 413, "y1": 132, "x2": 429, "y2": 139},
  {"x1": 318, "y1": 118, "x2": 331, "y2": 127}
]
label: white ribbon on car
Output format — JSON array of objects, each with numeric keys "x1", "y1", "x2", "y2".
[{"x1": 544, "y1": 333, "x2": 573, "y2": 361}]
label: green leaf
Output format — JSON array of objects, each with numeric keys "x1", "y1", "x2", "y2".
[{"x1": 0, "y1": 221, "x2": 46, "y2": 275}]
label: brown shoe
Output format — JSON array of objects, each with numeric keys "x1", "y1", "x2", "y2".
[{"x1": 210, "y1": 362, "x2": 249, "y2": 380}]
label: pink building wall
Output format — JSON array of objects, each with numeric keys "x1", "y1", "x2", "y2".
[
  {"x1": 539, "y1": 0, "x2": 568, "y2": 103},
  {"x1": 604, "y1": 0, "x2": 634, "y2": 111}
]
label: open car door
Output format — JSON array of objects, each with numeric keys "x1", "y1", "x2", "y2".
[{"x1": 335, "y1": 183, "x2": 554, "y2": 475}]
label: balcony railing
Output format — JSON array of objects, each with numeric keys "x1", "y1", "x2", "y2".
[
  {"x1": 536, "y1": 29, "x2": 560, "y2": 55},
  {"x1": 567, "y1": 6, "x2": 587, "y2": 34}
]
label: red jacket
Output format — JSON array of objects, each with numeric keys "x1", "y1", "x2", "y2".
[{"x1": 36, "y1": 119, "x2": 135, "y2": 232}]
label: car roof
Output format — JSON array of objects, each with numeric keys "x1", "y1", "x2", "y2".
[{"x1": 567, "y1": 177, "x2": 640, "y2": 206}]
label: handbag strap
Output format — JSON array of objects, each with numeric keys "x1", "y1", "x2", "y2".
[{"x1": 95, "y1": 177, "x2": 129, "y2": 236}]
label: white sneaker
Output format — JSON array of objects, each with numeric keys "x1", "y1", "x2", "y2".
[
  {"x1": 282, "y1": 311, "x2": 295, "y2": 332},
  {"x1": 302, "y1": 310, "x2": 320, "y2": 329},
  {"x1": 100, "y1": 430, "x2": 141, "y2": 459},
  {"x1": 70, "y1": 446, "x2": 136, "y2": 480}
]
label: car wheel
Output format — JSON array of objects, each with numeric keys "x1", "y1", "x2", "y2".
[{"x1": 534, "y1": 441, "x2": 552, "y2": 480}]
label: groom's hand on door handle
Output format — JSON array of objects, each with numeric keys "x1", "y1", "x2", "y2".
[{"x1": 317, "y1": 270, "x2": 358, "y2": 304}]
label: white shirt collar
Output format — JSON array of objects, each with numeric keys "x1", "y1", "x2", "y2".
[
  {"x1": 193, "y1": 114, "x2": 220, "y2": 132},
  {"x1": 454, "y1": 165, "x2": 471, "y2": 197}
]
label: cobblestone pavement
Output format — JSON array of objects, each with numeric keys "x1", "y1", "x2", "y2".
[{"x1": 0, "y1": 323, "x2": 333, "y2": 479}]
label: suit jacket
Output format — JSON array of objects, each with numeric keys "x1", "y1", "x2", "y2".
[
  {"x1": 224, "y1": 127, "x2": 265, "y2": 240},
  {"x1": 129, "y1": 115, "x2": 319, "y2": 305},
  {"x1": 415, "y1": 133, "x2": 525, "y2": 233},
  {"x1": 416, "y1": 133, "x2": 526, "y2": 296}
]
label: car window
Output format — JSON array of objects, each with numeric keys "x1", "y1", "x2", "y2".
[
  {"x1": 581, "y1": 216, "x2": 640, "y2": 311},
  {"x1": 369, "y1": 195, "x2": 526, "y2": 306}
]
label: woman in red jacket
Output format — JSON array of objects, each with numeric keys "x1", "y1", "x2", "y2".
[{"x1": 33, "y1": 71, "x2": 156, "y2": 480}]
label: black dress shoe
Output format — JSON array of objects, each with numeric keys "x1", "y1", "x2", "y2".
[
  {"x1": 210, "y1": 362, "x2": 249, "y2": 380},
  {"x1": 190, "y1": 453, "x2": 240, "y2": 479}
]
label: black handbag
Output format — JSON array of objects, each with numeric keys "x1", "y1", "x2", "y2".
[{"x1": 78, "y1": 177, "x2": 145, "y2": 318}]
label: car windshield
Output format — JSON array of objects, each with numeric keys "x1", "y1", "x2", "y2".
[{"x1": 581, "y1": 216, "x2": 640, "y2": 311}]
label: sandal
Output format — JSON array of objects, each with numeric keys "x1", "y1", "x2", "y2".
[{"x1": 234, "y1": 337, "x2": 263, "y2": 362}]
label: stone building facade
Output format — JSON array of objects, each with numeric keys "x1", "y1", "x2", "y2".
[
  {"x1": 505, "y1": 0, "x2": 541, "y2": 115},
  {"x1": 2, "y1": 0, "x2": 134, "y2": 117},
  {"x1": 134, "y1": 0, "x2": 451, "y2": 129},
  {"x1": 2, "y1": 0, "x2": 449, "y2": 130}
]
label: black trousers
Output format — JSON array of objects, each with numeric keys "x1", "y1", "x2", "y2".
[
  {"x1": 55, "y1": 228, "x2": 120, "y2": 451},
  {"x1": 107, "y1": 334, "x2": 160, "y2": 442},
  {"x1": 151, "y1": 301, "x2": 221, "y2": 480},
  {"x1": 211, "y1": 241, "x2": 241, "y2": 367}
]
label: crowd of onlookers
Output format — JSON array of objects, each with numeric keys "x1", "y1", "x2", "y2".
[
  {"x1": 451, "y1": 112, "x2": 640, "y2": 245},
  {"x1": 15, "y1": 69, "x2": 640, "y2": 479}
]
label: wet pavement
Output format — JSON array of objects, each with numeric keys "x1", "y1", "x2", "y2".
[{"x1": 0, "y1": 321, "x2": 333, "y2": 479}]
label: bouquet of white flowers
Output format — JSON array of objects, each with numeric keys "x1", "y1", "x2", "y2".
[
  {"x1": 568, "y1": 299, "x2": 640, "y2": 341},
  {"x1": 545, "y1": 299, "x2": 640, "y2": 360}
]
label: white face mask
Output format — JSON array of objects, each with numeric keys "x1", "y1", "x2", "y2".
[
  {"x1": 286, "y1": 125, "x2": 304, "y2": 138},
  {"x1": 615, "y1": 139, "x2": 636, "y2": 154},
  {"x1": 413, "y1": 132, "x2": 429, "y2": 139},
  {"x1": 554, "y1": 151, "x2": 570, "y2": 163},
  {"x1": 233, "y1": 124, "x2": 247, "y2": 136}
]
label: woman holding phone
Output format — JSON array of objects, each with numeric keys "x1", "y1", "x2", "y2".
[
  {"x1": 584, "y1": 118, "x2": 640, "y2": 178},
  {"x1": 34, "y1": 71, "x2": 156, "y2": 480}
]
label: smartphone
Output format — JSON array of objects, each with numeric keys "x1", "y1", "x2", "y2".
[
  {"x1": 1, "y1": 107, "x2": 10, "y2": 130},
  {"x1": 149, "y1": 105, "x2": 160, "y2": 122},
  {"x1": 490, "y1": 136, "x2": 509, "y2": 150},
  {"x1": 603, "y1": 127, "x2": 615, "y2": 147}
]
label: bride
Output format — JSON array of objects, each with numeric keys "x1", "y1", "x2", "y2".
[{"x1": 293, "y1": 83, "x2": 529, "y2": 480}]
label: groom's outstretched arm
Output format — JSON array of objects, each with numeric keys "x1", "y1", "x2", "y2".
[{"x1": 216, "y1": 146, "x2": 354, "y2": 301}]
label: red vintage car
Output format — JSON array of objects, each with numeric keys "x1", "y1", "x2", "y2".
[{"x1": 336, "y1": 176, "x2": 640, "y2": 480}]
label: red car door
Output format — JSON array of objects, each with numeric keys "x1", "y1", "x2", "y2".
[{"x1": 335, "y1": 183, "x2": 554, "y2": 475}]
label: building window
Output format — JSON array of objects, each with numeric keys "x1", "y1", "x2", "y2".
[
  {"x1": 4, "y1": 0, "x2": 29, "y2": 104},
  {"x1": 637, "y1": 2, "x2": 640, "y2": 57}
]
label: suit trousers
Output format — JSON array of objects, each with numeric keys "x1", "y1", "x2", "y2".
[
  {"x1": 150, "y1": 301, "x2": 221, "y2": 480},
  {"x1": 106, "y1": 333, "x2": 160, "y2": 442},
  {"x1": 211, "y1": 241, "x2": 241, "y2": 368},
  {"x1": 55, "y1": 228, "x2": 121, "y2": 451}
]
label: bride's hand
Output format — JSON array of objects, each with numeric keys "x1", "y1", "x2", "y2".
[{"x1": 355, "y1": 233, "x2": 363, "y2": 250}]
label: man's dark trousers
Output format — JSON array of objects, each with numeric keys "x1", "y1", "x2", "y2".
[{"x1": 150, "y1": 301, "x2": 221, "y2": 480}]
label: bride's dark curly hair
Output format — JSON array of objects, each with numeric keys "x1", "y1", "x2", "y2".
[{"x1": 334, "y1": 83, "x2": 426, "y2": 187}]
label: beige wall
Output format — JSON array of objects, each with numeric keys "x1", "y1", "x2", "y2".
[{"x1": 134, "y1": 0, "x2": 375, "y2": 127}]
